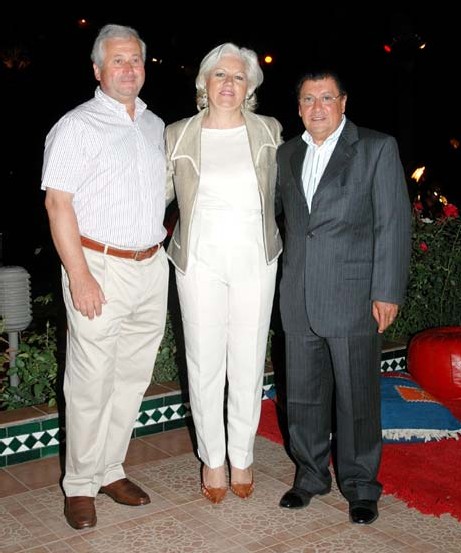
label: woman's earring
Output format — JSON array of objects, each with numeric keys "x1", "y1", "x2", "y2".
[{"x1": 243, "y1": 92, "x2": 252, "y2": 110}]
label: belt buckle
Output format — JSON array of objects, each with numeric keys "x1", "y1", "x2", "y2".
[{"x1": 134, "y1": 246, "x2": 152, "y2": 261}]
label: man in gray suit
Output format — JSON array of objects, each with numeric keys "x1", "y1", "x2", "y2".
[{"x1": 276, "y1": 69, "x2": 412, "y2": 524}]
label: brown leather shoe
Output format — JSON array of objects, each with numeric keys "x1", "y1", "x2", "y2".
[
  {"x1": 99, "y1": 478, "x2": 150, "y2": 506},
  {"x1": 64, "y1": 496, "x2": 96, "y2": 530}
]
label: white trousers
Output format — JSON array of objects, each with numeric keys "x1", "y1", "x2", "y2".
[
  {"x1": 62, "y1": 247, "x2": 169, "y2": 497},
  {"x1": 176, "y1": 208, "x2": 277, "y2": 469}
]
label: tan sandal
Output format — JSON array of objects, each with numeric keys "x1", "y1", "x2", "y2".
[
  {"x1": 230, "y1": 480, "x2": 254, "y2": 499},
  {"x1": 230, "y1": 467, "x2": 254, "y2": 499},
  {"x1": 201, "y1": 464, "x2": 227, "y2": 504},
  {"x1": 201, "y1": 482, "x2": 228, "y2": 504}
]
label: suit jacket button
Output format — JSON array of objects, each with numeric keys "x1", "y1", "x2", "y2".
[{"x1": 307, "y1": 232, "x2": 314, "y2": 238}]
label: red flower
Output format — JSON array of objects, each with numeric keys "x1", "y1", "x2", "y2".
[
  {"x1": 442, "y1": 203, "x2": 459, "y2": 218},
  {"x1": 419, "y1": 242, "x2": 429, "y2": 252}
]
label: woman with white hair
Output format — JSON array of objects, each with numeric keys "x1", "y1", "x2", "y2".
[{"x1": 165, "y1": 43, "x2": 283, "y2": 503}]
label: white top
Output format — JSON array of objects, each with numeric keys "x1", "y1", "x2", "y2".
[
  {"x1": 41, "y1": 87, "x2": 167, "y2": 249},
  {"x1": 197, "y1": 125, "x2": 260, "y2": 211},
  {"x1": 301, "y1": 116, "x2": 346, "y2": 211}
]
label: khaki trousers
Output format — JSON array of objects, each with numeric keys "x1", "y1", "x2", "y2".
[{"x1": 62, "y1": 247, "x2": 169, "y2": 497}]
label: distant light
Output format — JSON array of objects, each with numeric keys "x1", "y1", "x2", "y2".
[
  {"x1": 411, "y1": 166, "x2": 425, "y2": 182},
  {"x1": 384, "y1": 33, "x2": 426, "y2": 55},
  {"x1": 449, "y1": 138, "x2": 460, "y2": 150},
  {"x1": 263, "y1": 55, "x2": 273, "y2": 64},
  {"x1": 151, "y1": 57, "x2": 163, "y2": 64},
  {"x1": 77, "y1": 19, "x2": 89, "y2": 28},
  {"x1": 1, "y1": 47, "x2": 31, "y2": 70}
]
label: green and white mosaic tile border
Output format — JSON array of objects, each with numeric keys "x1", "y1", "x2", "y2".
[{"x1": 0, "y1": 348, "x2": 406, "y2": 467}]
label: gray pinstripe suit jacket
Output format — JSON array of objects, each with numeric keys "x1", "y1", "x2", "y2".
[{"x1": 276, "y1": 119, "x2": 412, "y2": 337}]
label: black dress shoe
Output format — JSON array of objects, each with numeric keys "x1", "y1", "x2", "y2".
[
  {"x1": 349, "y1": 500, "x2": 379, "y2": 524},
  {"x1": 279, "y1": 488, "x2": 314, "y2": 509}
]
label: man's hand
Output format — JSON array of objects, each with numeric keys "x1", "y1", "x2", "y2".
[
  {"x1": 372, "y1": 301, "x2": 399, "y2": 334},
  {"x1": 70, "y1": 273, "x2": 106, "y2": 319}
]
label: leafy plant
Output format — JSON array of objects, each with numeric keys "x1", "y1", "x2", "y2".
[
  {"x1": 151, "y1": 310, "x2": 179, "y2": 383},
  {"x1": 0, "y1": 295, "x2": 58, "y2": 409},
  {"x1": 266, "y1": 329, "x2": 274, "y2": 362},
  {"x1": 1, "y1": 297, "x2": 180, "y2": 410},
  {"x1": 385, "y1": 202, "x2": 461, "y2": 340}
]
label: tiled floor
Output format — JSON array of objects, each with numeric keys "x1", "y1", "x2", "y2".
[{"x1": 1, "y1": 427, "x2": 460, "y2": 553}]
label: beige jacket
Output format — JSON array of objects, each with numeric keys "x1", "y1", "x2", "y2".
[{"x1": 165, "y1": 109, "x2": 283, "y2": 274}]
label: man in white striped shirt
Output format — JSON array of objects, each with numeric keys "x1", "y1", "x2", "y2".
[{"x1": 41, "y1": 24, "x2": 169, "y2": 530}]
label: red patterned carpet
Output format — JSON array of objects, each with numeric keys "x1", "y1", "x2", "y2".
[{"x1": 257, "y1": 398, "x2": 461, "y2": 521}]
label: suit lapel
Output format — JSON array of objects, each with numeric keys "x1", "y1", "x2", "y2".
[
  {"x1": 314, "y1": 120, "x2": 358, "y2": 196},
  {"x1": 170, "y1": 111, "x2": 205, "y2": 173},
  {"x1": 243, "y1": 112, "x2": 275, "y2": 192}
]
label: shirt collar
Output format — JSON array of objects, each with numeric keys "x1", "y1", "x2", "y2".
[{"x1": 95, "y1": 86, "x2": 146, "y2": 119}]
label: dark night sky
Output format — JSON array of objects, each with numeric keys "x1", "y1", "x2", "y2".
[
  {"x1": 1, "y1": 6, "x2": 460, "y2": 283},
  {"x1": 2, "y1": 8, "x2": 459, "y2": 144}
]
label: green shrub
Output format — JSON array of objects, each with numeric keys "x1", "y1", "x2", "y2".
[
  {"x1": 151, "y1": 310, "x2": 179, "y2": 383},
  {"x1": 1, "y1": 299, "x2": 179, "y2": 410},
  {"x1": 385, "y1": 204, "x2": 461, "y2": 341},
  {"x1": 0, "y1": 295, "x2": 58, "y2": 410}
]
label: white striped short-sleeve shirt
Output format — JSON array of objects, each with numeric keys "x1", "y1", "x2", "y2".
[{"x1": 41, "y1": 87, "x2": 166, "y2": 249}]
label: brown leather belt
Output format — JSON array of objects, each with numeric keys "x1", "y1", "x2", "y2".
[{"x1": 80, "y1": 236, "x2": 163, "y2": 261}]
